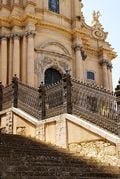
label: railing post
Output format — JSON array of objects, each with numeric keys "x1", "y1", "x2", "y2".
[
  {"x1": 12, "y1": 74, "x2": 18, "y2": 108},
  {"x1": 38, "y1": 82, "x2": 46, "y2": 120},
  {"x1": 63, "y1": 70, "x2": 72, "y2": 114},
  {"x1": 0, "y1": 82, "x2": 4, "y2": 111},
  {"x1": 115, "y1": 80, "x2": 120, "y2": 137}
]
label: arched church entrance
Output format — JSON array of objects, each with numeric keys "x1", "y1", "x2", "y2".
[{"x1": 45, "y1": 68, "x2": 62, "y2": 85}]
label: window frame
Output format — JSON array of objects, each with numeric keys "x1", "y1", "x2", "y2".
[
  {"x1": 86, "y1": 71, "x2": 95, "y2": 81},
  {"x1": 48, "y1": 0, "x2": 60, "y2": 14}
]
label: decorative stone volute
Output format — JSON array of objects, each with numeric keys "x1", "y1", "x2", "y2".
[{"x1": 92, "y1": 11, "x2": 108, "y2": 40}]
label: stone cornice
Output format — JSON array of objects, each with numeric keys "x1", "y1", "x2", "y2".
[
  {"x1": 0, "y1": 14, "x2": 41, "y2": 27},
  {"x1": 99, "y1": 47, "x2": 117, "y2": 61},
  {"x1": 37, "y1": 21, "x2": 72, "y2": 36}
]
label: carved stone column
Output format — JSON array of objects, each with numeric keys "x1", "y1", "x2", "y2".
[
  {"x1": 21, "y1": 35, "x2": 27, "y2": 83},
  {"x1": 26, "y1": 31, "x2": 35, "y2": 86},
  {"x1": 107, "y1": 63, "x2": 113, "y2": 91},
  {"x1": 100, "y1": 60, "x2": 109, "y2": 90},
  {"x1": 13, "y1": 34, "x2": 20, "y2": 78},
  {"x1": 1, "y1": 36, "x2": 8, "y2": 85},
  {"x1": 74, "y1": 45, "x2": 84, "y2": 81},
  {"x1": 8, "y1": 37, "x2": 13, "y2": 84}
]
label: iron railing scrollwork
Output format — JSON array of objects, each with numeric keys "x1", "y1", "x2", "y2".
[{"x1": 0, "y1": 74, "x2": 119, "y2": 135}]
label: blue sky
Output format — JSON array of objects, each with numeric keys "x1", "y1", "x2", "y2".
[{"x1": 82, "y1": 0, "x2": 120, "y2": 89}]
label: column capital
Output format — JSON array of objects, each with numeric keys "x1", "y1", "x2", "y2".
[
  {"x1": 73, "y1": 44, "x2": 82, "y2": 51},
  {"x1": 107, "y1": 62, "x2": 113, "y2": 70},
  {"x1": 12, "y1": 34, "x2": 20, "y2": 40},
  {"x1": 99, "y1": 59, "x2": 109, "y2": 66},
  {"x1": 73, "y1": 44, "x2": 87, "y2": 60},
  {"x1": 0, "y1": 35, "x2": 8, "y2": 40},
  {"x1": 25, "y1": 31, "x2": 36, "y2": 38}
]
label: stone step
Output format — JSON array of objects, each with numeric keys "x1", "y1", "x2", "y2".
[{"x1": 0, "y1": 134, "x2": 119, "y2": 178}]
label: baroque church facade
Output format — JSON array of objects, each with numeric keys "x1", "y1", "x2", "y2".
[
  {"x1": 0, "y1": 0, "x2": 116, "y2": 90},
  {"x1": 0, "y1": 0, "x2": 120, "y2": 169}
]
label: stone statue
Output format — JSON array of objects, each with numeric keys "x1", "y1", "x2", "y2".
[{"x1": 92, "y1": 11, "x2": 101, "y2": 25}]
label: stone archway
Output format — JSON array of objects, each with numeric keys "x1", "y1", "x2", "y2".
[{"x1": 45, "y1": 68, "x2": 62, "y2": 85}]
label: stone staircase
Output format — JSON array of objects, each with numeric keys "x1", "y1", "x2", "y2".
[{"x1": 0, "y1": 134, "x2": 119, "y2": 179}]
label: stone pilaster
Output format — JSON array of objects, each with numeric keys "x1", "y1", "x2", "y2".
[
  {"x1": 26, "y1": 31, "x2": 35, "y2": 86},
  {"x1": 100, "y1": 60, "x2": 109, "y2": 90},
  {"x1": 72, "y1": 0, "x2": 83, "y2": 28},
  {"x1": 21, "y1": 35, "x2": 27, "y2": 83},
  {"x1": 36, "y1": 123, "x2": 45, "y2": 141},
  {"x1": 56, "y1": 118, "x2": 67, "y2": 148},
  {"x1": 13, "y1": 34, "x2": 20, "y2": 78},
  {"x1": 74, "y1": 45, "x2": 84, "y2": 81},
  {"x1": 0, "y1": 36, "x2": 8, "y2": 85},
  {"x1": 43, "y1": 0, "x2": 48, "y2": 10}
]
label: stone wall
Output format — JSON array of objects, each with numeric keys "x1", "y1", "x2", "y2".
[{"x1": 69, "y1": 140, "x2": 120, "y2": 167}]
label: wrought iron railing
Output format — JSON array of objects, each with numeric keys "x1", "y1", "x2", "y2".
[
  {"x1": 18, "y1": 82, "x2": 41, "y2": 120},
  {"x1": 0, "y1": 74, "x2": 119, "y2": 135}
]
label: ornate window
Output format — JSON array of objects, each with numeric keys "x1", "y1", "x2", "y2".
[
  {"x1": 87, "y1": 71, "x2": 95, "y2": 80},
  {"x1": 45, "y1": 68, "x2": 62, "y2": 85},
  {"x1": 48, "y1": 0, "x2": 59, "y2": 13}
]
